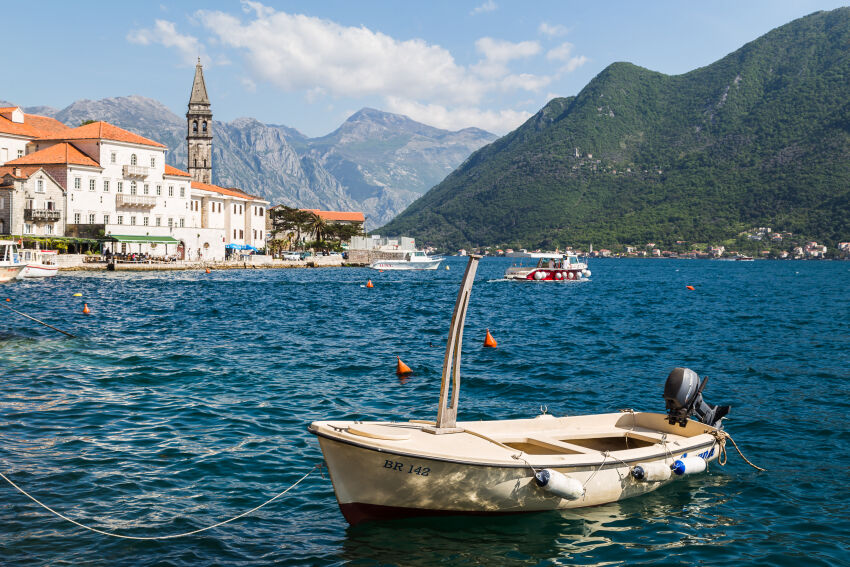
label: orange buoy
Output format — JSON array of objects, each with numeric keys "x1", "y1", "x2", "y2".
[
  {"x1": 686, "y1": 285, "x2": 695, "y2": 291},
  {"x1": 396, "y1": 356, "x2": 412, "y2": 376},
  {"x1": 205, "y1": 268, "x2": 211, "y2": 274},
  {"x1": 5, "y1": 298, "x2": 9, "y2": 302},
  {"x1": 82, "y1": 303, "x2": 91, "y2": 314},
  {"x1": 366, "y1": 279, "x2": 374, "y2": 288},
  {"x1": 484, "y1": 329, "x2": 498, "y2": 348}
]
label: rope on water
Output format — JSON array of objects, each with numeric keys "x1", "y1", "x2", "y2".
[
  {"x1": 711, "y1": 430, "x2": 765, "y2": 472},
  {"x1": 0, "y1": 463, "x2": 322, "y2": 540}
]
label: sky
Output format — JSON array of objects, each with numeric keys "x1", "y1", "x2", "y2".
[{"x1": 5, "y1": 1, "x2": 849, "y2": 137}]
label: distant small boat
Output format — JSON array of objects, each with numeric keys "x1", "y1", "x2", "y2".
[
  {"x1": 18, "y1": 248, "x2": 59, "y2": 278},
  {"x1": 504, "y1": 252, "x2": 590, "y2": 281},
  {"x1": 369, "y1": 251, "x2": 443, "y2": 270},
  {"x1": 735, "y1": 255, "x2": 754, "y2": 262},
  {"x1": 0, "y1": 240, "x2": 25, "y2": 283}
]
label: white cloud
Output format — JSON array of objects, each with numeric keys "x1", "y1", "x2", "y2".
[
  {"x1": 546, "y1": 42, "x2": 574, "y2": 61},
  {"x1": 473, "y1": 37, "x2": 542, "y2": 81},
  {"x1": 562, "y1": 55, "x2": 589, "y2": 73},
  {"x1": 539, "y1": 22, "x2": 568, "y2": 37},
  {"x1": 471, "y1": 0, "x2": 497, "y2": 15},
  {"x1": 127, "y1": 20, "x2": 204, "y2": 66},
  {"x1": 384, "y1": 96, "x2": 530, "y2": 134}
]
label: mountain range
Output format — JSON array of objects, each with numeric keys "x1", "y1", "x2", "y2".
[
  {"x1": 10, "y1": 97, "x2": 496, "y2": 228},
  {"x1": 381, "y1": 8, "x2": 850, "y2": 250}
]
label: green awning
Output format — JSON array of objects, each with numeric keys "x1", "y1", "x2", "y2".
[{"x1": 106, "y1": 235, "x2": 181, "y2": 244}]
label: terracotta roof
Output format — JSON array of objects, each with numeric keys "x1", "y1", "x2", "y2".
[
  {"x1": 0, "y1": 108, "x2": 71, "y2": 139},
  {"x1": 191, "y1": 180, "x2": 257, "y2": 200},
  {"x1": 5, "y1": 143, "x2": 100, "y2": 168},
  {"x1": 164, "y1": 164, "x2": 191, "y2": 177},
  {"x1": 301, "y1": 209, "x2": 365, "y2": 222},
  {"x1": 0, "y1": 165, "x2": 43, "y2": 179},
  {"x1": 37, "y1": 121, "x2": 166, "y2": 148}
]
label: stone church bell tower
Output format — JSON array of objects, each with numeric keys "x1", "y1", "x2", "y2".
[{"x1": 187, "y1": 58, "x2": 212, "y2": 184}]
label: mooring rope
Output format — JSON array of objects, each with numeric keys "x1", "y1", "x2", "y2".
[
  {"x1": 711, "y1": 430, "x2": 765, "y2": 471},
  {"x1": 0, "y1": 463, "x2": 321, "y2": 540}
]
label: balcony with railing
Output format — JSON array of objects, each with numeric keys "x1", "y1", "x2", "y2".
[
  {"x1": 24, "y1": 208, "x2": 61, "y2": 222},
  {"x1": 123, "y1": 164, "x2": 149, "y2": 178},
  {"x1": 116, "y1": 194, "x2": 156, "y2": 208}
]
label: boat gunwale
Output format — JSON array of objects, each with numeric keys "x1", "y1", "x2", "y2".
[{"x1": 308, "y1": 424, "x2": 717, "y2": 469}]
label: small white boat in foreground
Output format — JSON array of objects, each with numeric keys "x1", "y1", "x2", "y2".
[
  {"x1": 368, "y1": 250, "x2": 443, "y2": 270},
  {"x1": 310, "y1": 255, "x2": 731, "y2": 525},
  {"x1": 0, "y1": 240, "x2": 25, "y2": 283},
  {"x1": 18, "y1": 248, "x2": 59, "y2": 279}
]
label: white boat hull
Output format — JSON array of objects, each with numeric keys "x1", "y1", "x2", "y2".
[
  {"x1": 369, "y1": 258, "x2": 442, "y2": 270},
  {"x1": 19, "y1": 264, "x2": 59, "y2": 279},
  {"x1": 310, "y1": 412, "x2": 719, "y2": 525},
  {"x1": 0, "y1": 265, "x2": 25, "y2": 283}
]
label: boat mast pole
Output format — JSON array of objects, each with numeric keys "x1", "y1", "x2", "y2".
[{"x1": 434, "y1": 254, "x2": 480, "y2": 432}]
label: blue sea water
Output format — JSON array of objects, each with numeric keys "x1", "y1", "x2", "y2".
[{"x1": 0, "y1": 257, "x2": 848, "y2": 566}]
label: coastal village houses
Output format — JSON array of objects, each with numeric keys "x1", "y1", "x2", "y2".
[{"x1": 0, "y1": 60, "x2": 268, "y2": 261}]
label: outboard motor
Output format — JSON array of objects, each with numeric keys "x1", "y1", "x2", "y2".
[{"x1": 663, "y1": 368, "x2": 730, "y2": 428}]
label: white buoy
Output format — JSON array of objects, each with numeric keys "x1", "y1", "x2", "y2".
[
  {"x1": 534, "y1": 469, "x2": 584, "y2": 500},
  {"x1": 671, "y1": 456, "x2": 707, "y2": 476},
  {"x1": 582, "y1": 269, "x2": 591, "y2": 277},
  {"x1": 631, "y1": 461, "x2": 672, "y2": 482},
  {"x1": 534, "y1": 271, "x2": 545, "y2": 280}
]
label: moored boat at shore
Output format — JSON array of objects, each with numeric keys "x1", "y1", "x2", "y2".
[
  {"x1": 18, "y1": 248, "x2": 58, "y2": 278},
  {"x1": 504, "y1": 252, "x2": 590, "y2": 281},
  {"x1": 310, "y1": 255, "x2": 730, "y2": 525},
  {"x1": 0, "y1": 240, "x2": 25, "y2": 283},
  {"x1": 368, "y1": 250, "x2": 443, "y2": 270}
]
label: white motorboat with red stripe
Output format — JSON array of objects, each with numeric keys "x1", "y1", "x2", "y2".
[
  {"x1": 504, "y1": 252, "x2": 590, "y2": 281},
  {"x1": 19, "y1": 248, "x2": 58, "y2": 278},
  {"x1": 0, "y1": 240, "x2": 25, "y2": 283},
  {"x1": 310, "y1": 255, "x2": 731, "y2": 525}
]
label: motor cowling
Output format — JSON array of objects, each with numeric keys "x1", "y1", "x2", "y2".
[{"x1": 663, "y1": 368, "x2": 730, "y2": 428}]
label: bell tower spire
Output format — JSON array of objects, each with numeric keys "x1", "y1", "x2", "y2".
[{"x1": 187, "y1": 58, "x2": 212, "y2": 184}]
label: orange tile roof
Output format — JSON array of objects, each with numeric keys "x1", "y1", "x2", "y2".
[
  {"x1": 5, "y1": 143, "x2": 100, "y2": 168},
  {"x1": 164, "y1": 164, "x2": 191, "y2": 177},
  {"x1": 191, "y1": 180, "x2": 258, "y2": 200},
  {"x1": 37, "y1": 121, "x2": 166, "y2": 148},
  {"x1": 0, "y1": 165, "x2": 43, "y2": 179},
  {"x1": 0, "y1": 108, "x2": 71, "y2": 139},
  {"x1": 301, "y1": 209, "x2": 365, "y2": 222}
]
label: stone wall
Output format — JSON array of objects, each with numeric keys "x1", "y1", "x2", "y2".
[{"x1": 347, "y1": 249, "x2": 406, "y2": 265}]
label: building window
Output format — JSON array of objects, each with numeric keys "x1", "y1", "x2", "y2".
[
  {"x1": 192, "y1": 120, "x2": 198, "y2": 133},
  {"x1": 36, "y1": 179, "x2": 44, "y2": 193},
  {"x1": 23, "y1": 223, "x2": 33, "y2": 234},
  {"x1": 117, "y1": 216, "x2": 123, "y2": 225},
  {"x1": 103, "y1": 180, "x2": 110, "y2": 192},
  {"x1": 130, "y1": 154, "x2": 137, "y2": 166},
  {"x1": 179, "y1": 218, "x2": 185, "y2": 228},
  {"x1": 259, "y1": 230, "x2": 263, "y2": 239},
  {"x1": 156, "y1": 217, "x2": 161, "y2": 227},
  {"x1": 233, "y1": 229, "x2": 237, "y2": 239},
  {"x1": 202, "y1": 121, "x2": 207, "y2": 133},
  {"x1": 74, "y1": 213, "x2": 81, "y2": 224},
  {"x1": 130, "y1": 181, "x2": 137, "y2": 195},
  {"x1": 143, "y1": 184, "x2": 149, "y2": 195},
  {"x1": 233, "y1": 204, "x2": 237, "y2": 214},
  {"x1": 218, "y1": 203, "x2": 222, "y2": 213},
  {"x1": 143, "y1": 217, "x2": 149, "y2": 226},
  {"x1": 46, "y1": 200, "x2": 54, "y2": 210},
  {"x1": 130, "y1": 216, "x2": 136, "y2": 226},
  {"x1": 103, "y1": 214, "x2": 109, "y2": 225},
  {"x1": 89, "y1": 179, "x2": 96, "y2": 191},
  {"x1": 239, "y1": 229, "x2": 244, "y2": 239},
  {"x1": 253, "y1": 229, "x2": 257, "y2": 239},
  {"x1": 88, "y1": 213, "x2": 95, "y2": 224},
  {"x1": 117, "y1": 181, "x2": 123, "y2": 193},
  {"x1": 211, "y1": 202, "x2": 215, "y2": 212},
  {"x1": 74, "y1": 178, "x2": 81, "y2": 190},
  {"x1": 168, "y1": 218, "x2": 173, "y2": 228},
  {"x1": 179, "y1": 186, "x2": 185, "y2": 197},
  {"x1": 111, "y1": 152, "x2": 116, "y2": 164},
  {"x1": 156, "y1": 185, "x2": 161, "y2": 196},
  {"x1": 150, "y1": 156, "x2": 155, "y2": 168},
  {"x1": 17, "y1": 149, "x2": 23, "y2": 158},
  {"x1": 46, "y1": 224, "x2": 53, "y2": 235},
  {"x1": 168, "y1": 186, "x2": 174, "y2": 197}
]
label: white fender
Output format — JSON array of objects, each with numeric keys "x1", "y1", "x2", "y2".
[
  {"x1": 671, "y1": 456, "x2": 707, "y2": 476},
  {"x1": 534, "y1": 469, "x2": 583, "y2": 500},
  {"x1": 631, "y1": 461, "x2": 672, "y2": 482}
]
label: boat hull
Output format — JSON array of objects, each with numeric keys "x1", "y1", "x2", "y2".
[
  {"x1": 504, "y1": 268, "x2": 586, "y2": 281},
  {"x1": 19, "y1": 264, "x2": 59, "y2": 278},
  {"x1": 311, "y1": 414, "x2": 718, "y2": 525},
  {"x1": 368, "y1": 259, "x2": 442, "y2": 270},
  {"x1": 0, "y1": 265, "x2": 25, "y2": 283}
]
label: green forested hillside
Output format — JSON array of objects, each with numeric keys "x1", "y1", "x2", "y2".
[{"x1": 380, "y1": 9, "x2": 850, "y2": 250}]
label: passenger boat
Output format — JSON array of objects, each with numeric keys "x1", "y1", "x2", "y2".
[
  {"x1": 504, "y1": 252, "x2": 590, "y2": 281},
  {"x1": 310, "y1": 255, "x2": 731, "y2": 525},
  {"x1": 18, "y1": 248, "x2": 59, "y2": 279},
  {"x1": 369, "y1": 250, "x2": 443, "y2": 270},
  {"x1": 0, "y1": 240, "x2": 25, "y2": 283}
]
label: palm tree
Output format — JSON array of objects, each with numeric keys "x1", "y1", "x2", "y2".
[{"x1": 305, "y1": 212, "x2": 328, "y2": 246}]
